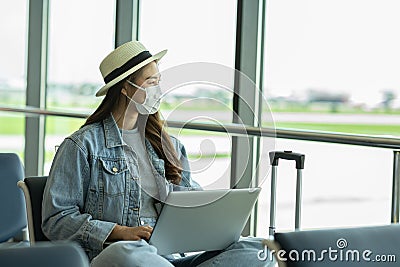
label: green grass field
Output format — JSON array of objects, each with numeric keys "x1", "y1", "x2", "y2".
[
  {"x1": 0, "y1": 116, "x2": 85, "y2": 135},
  {"x1": 3, "y1": 113, "x2": 400, "y2": 164},
  {"x1": 2, "y1": 116, "x2": 400, "y2": 137},
  {"x1": 274, "y1": 122, "x2": 400, "y2": 137}
]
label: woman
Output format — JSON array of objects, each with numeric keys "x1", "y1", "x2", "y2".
[{"x1": 42, "y1": 41, "x2": 273, "y2": 266}]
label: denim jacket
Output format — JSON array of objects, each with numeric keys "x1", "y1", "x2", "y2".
[{"x1": 42, "y1": 114, "x2": 201, "y2": 260}]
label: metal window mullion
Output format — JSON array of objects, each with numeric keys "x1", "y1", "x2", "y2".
[
  {"x1": 391, "y1": 151, "x2": 400, "y2": 223},
  {"x1": 25, "y1": 0, "x2": 49, "y2": 176},
  {"x1": 252, "y1": 0, "x2": 267, "y2": 236},
  {"x1": 231, "y1": 0, "x2": 264, "y2": 236},
  {"x1": 115, "y1": 0, "x2": 140, "y2": 47}
]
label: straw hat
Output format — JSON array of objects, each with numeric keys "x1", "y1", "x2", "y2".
[{"x1": 96, "y1": 41, "x2": 167, "y2": 97}]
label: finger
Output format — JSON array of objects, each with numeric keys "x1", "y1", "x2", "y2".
[
  {"x1": 139, "y1": 226, "x2": 153, "y2": 232},
  {"x1": 138, "y1": 230, "x2": 152, "y2": 240}
]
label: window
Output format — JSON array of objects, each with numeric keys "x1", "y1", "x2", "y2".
[
  {"x1": 47, "y1": 0, "x2": 115, "y2": 113},
  {"x1": 257, "y1": 139, "x2": 391, "y2": 235},
  {"x1": 263, "y1": 0, "x2": 400, "y2": 136},
  {"x1": 140, "y1": 0, "x2": 237, "y2": 189},
  {"x1": 257, "y1": 0, "x2": 398, "y2": 234},
  {"x1": 44, "y1": 0, "x2": 115, "y2": 173},
  {"x1": 0, "y1": 0, "x2": 27, "y2": 157}
]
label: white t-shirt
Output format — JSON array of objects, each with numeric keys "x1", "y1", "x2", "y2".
[{"x1": 121, "y1": 127, "x2": 159, "y2": 219}]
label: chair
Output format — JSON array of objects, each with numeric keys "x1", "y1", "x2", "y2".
[
  {"x1": 0, "y1": 242, "x2": 89, "y2": 267},
  {"x1": 17, "y1": 176, "x2": 49, "y2": 244},
  {"x1": 263, "y1": 224, "x2": 400, "y2": 266},
  {"x1": 0, "y1": 153, "x2": 27, "y2": 244}
]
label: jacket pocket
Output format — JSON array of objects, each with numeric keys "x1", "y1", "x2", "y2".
[{"x1": 99, "y1": 158, "x2": 128, "y2": 197}]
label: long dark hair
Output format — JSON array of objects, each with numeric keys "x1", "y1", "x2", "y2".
[{"x1": 82, "y1": 69, "x2": 183, "y2": 185}]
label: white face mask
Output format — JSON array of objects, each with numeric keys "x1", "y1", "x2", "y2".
[{"x1": 125, "y1": 80, "x2": 162, "y2": 115}]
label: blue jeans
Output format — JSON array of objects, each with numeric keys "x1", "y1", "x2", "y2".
[{"x1": 90, "y1": 237, "x2": 275, "y2": 267}]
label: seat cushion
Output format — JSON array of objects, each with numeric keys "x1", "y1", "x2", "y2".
[{"x1": 273, "y1": 224, "x2": 400, "y2": 266}]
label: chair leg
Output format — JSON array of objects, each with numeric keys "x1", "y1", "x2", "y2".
[{"x1": 22, "y1": 227, "x2": 29, "y2": 242}]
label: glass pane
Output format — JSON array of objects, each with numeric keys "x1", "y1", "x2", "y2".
[
  {"x1": 0, "y1": 1, "x2": 27, "y2": 156},
  {"x1": 0, "y1": 0, "x2": 27, "y2": 106},
  {"x1": 47, "y1": 0, "x2": 115, "y2": 113},
  {"x1": 168, "y1": 128, "x2": 232, "y2": 190},
  {"x1": 140, "y1": 0, "x2": 236, "y2": 69},
  {"x1": 0, "y1": 112, "x2": 25, "y2": 158},
  {"x1": 263, "y1": 0, "x2": 400, "y2": 137},
  {"x1": 257, "y1": 139, "x2": 392, "y2": 237},
  {"x1": 140, "y1": 0, "x2": 237, "y2": 188},
  {"x1": 45, "y1": 0, "x2": 115, "y2": 174},
  {"x1": 44, "y1": 116, "x2": 86, "y2": 173}
]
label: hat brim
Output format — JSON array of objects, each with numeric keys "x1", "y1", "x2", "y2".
[{"x1": 95, "y1": 49, "x2": 167, "y2": 97}]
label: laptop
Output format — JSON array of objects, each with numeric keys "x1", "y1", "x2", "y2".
[{"x1": 148, "y1": 187, "x2": 261, "y2": 255}]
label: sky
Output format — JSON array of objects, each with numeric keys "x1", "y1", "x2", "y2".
[
  {"x1": 1, "y1": 0, "x2": 400, "y2": 106},
  {"x1": 264, "y1": 0, "x2": 400, "y2": 105}
]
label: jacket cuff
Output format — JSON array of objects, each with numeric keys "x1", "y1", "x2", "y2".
[{"x1": 82, "y1": 220, "x2": 116, "y2": 253}]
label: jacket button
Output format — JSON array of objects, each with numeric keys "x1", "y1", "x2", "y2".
[{"x1": 112, "y1": 167, "x2": 118, "y2": 173}]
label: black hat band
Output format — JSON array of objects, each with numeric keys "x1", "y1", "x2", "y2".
[{"x1": 104, "y1": 50, "x2": 152, "y2": 84}]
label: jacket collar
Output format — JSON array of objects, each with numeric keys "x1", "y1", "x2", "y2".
[
  {"x1": 103, "y1": 114, "x2": 125, "y2": 148},
  {"x1": 102, "y1": 114, "x2": 163, "y2": 164}
]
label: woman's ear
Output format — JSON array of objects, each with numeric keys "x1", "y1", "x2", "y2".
[{"x1": 121, "y1": 87, "x2": 127, "y2": 96}]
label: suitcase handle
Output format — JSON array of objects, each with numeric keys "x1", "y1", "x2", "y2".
[
  {"x1": 268, "y1": 150, "x2": 305, "y2": 237},
  {"x1": 269, "y1": 151, "x2": 305, "y2": 169}
]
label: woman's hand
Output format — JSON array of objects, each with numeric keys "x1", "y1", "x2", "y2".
[{"x1": 107, "y1": 224, "x2": 153, "y2": 241}]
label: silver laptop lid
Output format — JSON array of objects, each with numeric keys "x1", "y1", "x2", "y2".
[{"x1": 149, "y1": 187, "x2": 261, "y2": 255}]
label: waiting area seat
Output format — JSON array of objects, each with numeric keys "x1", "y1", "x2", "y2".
[
  {"x1": 17, "y1": 176, "x2": 49, "y2": 243},
  {"x1": 0, "y1": 153, "x2": 27, "y2": 245},
  {"x1": 0, "y1": 154, "x2": 89, "y2": 266},
  {"x1": 0, "y1": 242, "x2": 89, "y2": 267},
  {"x1": 264, "y1": 224, "x2": 400, "y2": 266}
]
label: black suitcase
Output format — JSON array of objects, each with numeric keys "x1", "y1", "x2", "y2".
[
  {"x1": 261, "y1": 151, "x2": 400, "y2": 267},
  {"x1": 268, "y1": 150, "x2": 305, "y2": 237}
]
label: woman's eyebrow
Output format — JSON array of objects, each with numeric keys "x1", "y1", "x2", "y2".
[{"x1": 145, "y1": 74, "x2": 161, "y2": 80}]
